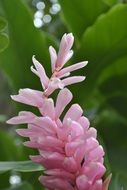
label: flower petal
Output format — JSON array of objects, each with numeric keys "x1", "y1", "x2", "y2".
[
  {"x1": 45, "y1": 169, "x2": 75, "y2": 181},
  {"x1": 91, "y1": 180, "x2": 103, "y2": 190},
  {"x1": 7, "y1": 111, "x2": 36, "y2": 124},
  {"x1": 33, "y1": 116, "x2": 57, "y2": 135},
  {"x1": 49, "y1": 46, "x2": 57, "y2": 72},
  {"x1": 56, "y1": 33, "x2": 74, "y2": 69},
  {"x1": 11, "y1": 88, "x2": 43, "y2": 107},
  {"x1": 58, "y1": 61, "x2": 88, "y2": 77},
  {"x1": 78, "y1": 116, "x2": 90, "y2": 131},
  {"x1": 32, "y1": 56, "x2": 49, "y2": 89},
  {"x1": 39, "y1": 98, "x2": 55, "y2": 119},
  {"x1": 39, "y1": 176, "x2": 74, "y2": 190},
  {"x1": 44, "y1": 78, "x2": 64, "y2": 96},
  {"x1": 55, "y1": 88, "x2": 72, "y2": 118},
  {"x1": 63, "y1": 104, "x2": 83, "y2": 122},
  {"x1": 62, "y1": 76, "x2": 86, "y2": 86},
  {"x1": 76, "y1": 175, "x2": 90, "y2": 190}
]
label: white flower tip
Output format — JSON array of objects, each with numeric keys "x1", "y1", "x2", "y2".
[
  {"x1": 83, "y1": 61, "x2": 88, "y2": 67},
  {"x1": 10, "y1": 95, "x2": 16, "y2": 100},
  {"x1": 68, "y1": 50, "x2": 74, "y2": 58},
  {"x1": 30, "y1": 65, "x2": 34, "y2": 72},
  {"x1": 68, "y1": 32, "x2": 73, "y2": 36},
  {"x1": 30, "y1": 65, "x2": 33, "y2": 70},
  {"x1": 6, "y1": 119, "x2": 11, "y2": 124},
  {"x1": 30, "y1": 65, "x2": 39, "y2": 76},
  {"x1": 67, "y1": 33, "x2": 74, "y2": 39},
  {"x1": 6, "y1": 117, "x2": 18, "y2": 124},
  {"x1": 32, "y1": 55, "x2": 35, "y2": 61},
  {"x1": 32, "y1": 55, "x2": 39, "y2": 66},
  {"x1": 32, "y1": 55, "x2": 37, "y2": 65},
  {"x1": 70, "y1": 49, "x2": 74, "y2": 54},
  {"x1": 16, "y1": 129, "x2": 23, "y2": 136},
  {"x1": 80, "y1": 76, "x2": 86, "y2": 81},
  {"x1": 23, "y1": 141, "x2": 29, "y2": 146},
  {"x1": 49, "y1": 46, "x2": 54, "y2": 51},
  {"x1": 63, "y1": 33, "x2": 67, "y2": 38}
]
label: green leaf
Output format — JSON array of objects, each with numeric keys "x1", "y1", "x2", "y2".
[
  {"x1": 99, "y1": 74, "x2": 127, "y2": 118},
  {"x1": 0, "y1": 0, "x2": 57, "y2": 94},
  {"x1": 103, "y1": 0, "x2": 122, "y2": 6},
  {"x1": 0, "y1": 160, "x2": 44, "y2": 173},
  {"x1": 0, "y1": 33, "x2": 9, "y2": 52},
  {"x1": 97, "y1": 110, "x2": 127, "y2": 176},
  {"x1": 97, "y1": 55, "x2": 127, "y2": 119},
  {"x1": 0, "y1": 16, "x2": 7, "y2": 31},
  {"x1": 0, "y1": 172, "x2": 10, "y2": 189},
  {"x1": 3, "y1": 182, "x2": 34, "y2": 190},
  {"x1": 0, "y1": 130, "x2": 24, "y2": 161},
  {"x1": 110, "y1": 173, "x2": 127, "y2": 190},
  {"x1": 0, "y1": 16, "x2": 9, "y2": 52},
  {"x1": 59, "y1": 0, "x2": 109, "y2": 39},
  {"x1": 76, "y1": 4, "x2": 127, "y2": 105}
]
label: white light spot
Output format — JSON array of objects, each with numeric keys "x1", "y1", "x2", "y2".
[
  {"x1": 43, "y1": 14, "x2": 52, "y2": 23},
  {"x1": 9, "y1": 175, "x2": 21, "y2": 186},
  {"x1": 49, "y1": 8, "x2": 54, "y2": 15},
  {"x1": 32, "y1": 0, "x2": 40, "y2": 6},
  {"x1": 36, "y1": 1, "x2": 45, "y2": 10},
  {"x1": 50, "y1": 3, "x2": 61, "y2": 15},
  {"x1": 34, "y1": 10, "x2": 43, "y2": 18},
  {"x1": 34, "y1": 18, "x2": 44, "y2": 28}
]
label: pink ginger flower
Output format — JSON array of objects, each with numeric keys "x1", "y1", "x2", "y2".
[{"x1": 7, "y1": 33, "x2": 111, "y2": 190}]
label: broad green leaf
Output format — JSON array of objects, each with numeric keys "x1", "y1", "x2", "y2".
[
  {"x1": 0, "y1": 0, "x2": 56, "y2": 94},
  {"x1": 0, "y1": 16, "x2": 7, "y2": 31},
  {"x1": 91, "y1": 57, "x2": 127, "y2": 189},
  {"x1": 3, "y1": 182, "x2": 33, "y2": 190},
  {"x1": 103, "y1": 0, "x2": 123, "y2": 6},
  {"x1": 99, "y1": 74, "x2": 127, "y2": 118},
  {"x1": 98, "y1": 56, "x2": 127, "y2": 119},
  {"x1": 107, "y1": 95, "x2": 127, "y2": 118},
  {"x1": 97, "y1": 110, "x2": 127, "y2": 175},
  {"x1": 0, "y1": 33, "x2": 9, "y2": 52},
  {"x1": 0, "y1": 172, "x2": 10, "y2": 189},
  {"x1": 0, "y1": 160, "x2": 44, "y2": 173},
  {"x1": 110, "y1": 173, "x2": 127, "y2": 190},
  {"x1": 97, "y1": 56, "x2": 127, "y2": 84},
  {"x1": 76, "y1": 4, "x2": 127, "y2": 105},
  {"x1": 0, "y1": 130, "x2": 24, "y2": 161},
  {"x1": 59, "y1": 0, "x2": 109, "y2": 39},
  {"x1": 0, "y1": 16, "x2": 9, "y2": 52},
  {"x1": 81, "y1": 4, "x2": 127, "y2": 61}
]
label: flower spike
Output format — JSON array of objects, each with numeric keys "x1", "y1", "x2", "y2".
[{"x1": 7, "y1": 33, "x2": 111, "y2": 190}]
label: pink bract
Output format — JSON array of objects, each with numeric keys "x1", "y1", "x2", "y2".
[{"x1": 7, "y1": 33, "x2": 111, "y2": 190}]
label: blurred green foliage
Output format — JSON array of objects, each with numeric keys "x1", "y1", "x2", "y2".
[
  {"x1": 0, "y1": 0, "x2": 127, "y2": 189},
  {"x1": 0, "y1": 16, "x2": 9, "y2": 53}
]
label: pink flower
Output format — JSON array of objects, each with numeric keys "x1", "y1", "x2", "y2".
[{"x1": 7, "y1": 33, "x2": 111, "y2": 190}]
